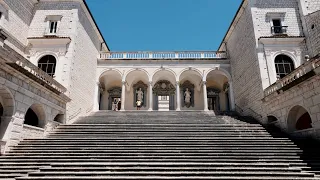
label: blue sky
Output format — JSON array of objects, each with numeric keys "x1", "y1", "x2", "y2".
[{"x1": 86, "y1": 0, "x2": 242, "y2": 51}]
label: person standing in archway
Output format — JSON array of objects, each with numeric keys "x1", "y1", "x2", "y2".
[{"x1": 136, "y1": 100, "x2": 142, "y2": 110}]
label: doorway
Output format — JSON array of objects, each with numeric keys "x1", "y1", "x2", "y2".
[{"x1": 208, "y1": 96, "x2": 220, "y2": 114}]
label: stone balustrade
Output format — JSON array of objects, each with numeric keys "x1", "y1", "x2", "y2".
[
  {"x1": 264, "y1": 56, "x2": 320, "y2": 97},
  {"x1": 99, "y1": 51, "x2": 227, "y2": 60},
  {"x1": 13, "y1": 56, "x2": 67, "y2": 94}
]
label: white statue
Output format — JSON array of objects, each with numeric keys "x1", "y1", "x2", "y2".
[
  {"x1": 136, "y1": 88, "x2": 144, "y2": 102},
  {"x1": 184, "y1": 88, "x2": 191, "y2": 104}
]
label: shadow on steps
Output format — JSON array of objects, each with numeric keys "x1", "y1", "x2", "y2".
[{"x1": 235, "y1": 116, "x2": 320, "y2": 176}]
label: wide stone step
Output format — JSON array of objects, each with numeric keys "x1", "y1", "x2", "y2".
[
  {"x1": 0, "y1": 154, "x2": 302, "y2": 159},
  {"x1": 15, "y1": 175, "x2": 318, "y2": 180},
  {"x1": 59, "y1": 124, "x2": 262, "y2": 127},
  {"x1": 21, "y1": 138, "x2": 292, "y2": 141},
  {"x1": 0, "y1": 158, "x2": 305, "y2": 163},
  {"x1": 38, "y1": 166, "x2": 301, "y2": 172},
  {"x1": 27, "y1": 171, "x2": 315, "y2": 177},
  {"x1": 11, "y1": 145, "x2": 300, "y2": 150}
]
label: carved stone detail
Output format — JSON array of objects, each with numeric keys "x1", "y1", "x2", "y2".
[{"x1": 153, "y1": 80, "x2": 176, "y2": 96}]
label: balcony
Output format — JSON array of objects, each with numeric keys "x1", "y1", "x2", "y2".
[
  {"x1": 99, "y1": 51, "x2": 228, "y2": 60},
  {"x1": 271, "y1": 26, "x2": 288, "y2": 35},
  {"x1": 264, "y1": 56, "x2": 320, "y2": 97}
]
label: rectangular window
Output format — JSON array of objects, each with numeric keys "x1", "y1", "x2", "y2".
[
  {"x1": 272, "y1": 19, "x2": 282, "y2": 34},
  {"x1": 49, "y1": 21, "x2": 58, "y2": 34}
]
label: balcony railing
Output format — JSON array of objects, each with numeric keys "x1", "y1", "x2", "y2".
[
  {"x1": 264, "y1": 56, "x2": 320, "y2": 97},
  {"x1": 99, "y1": 51, "x2": 227, "y2": 60},
  {"x1": 271, "y1": 26, "x2": 288, "y2": 35}
]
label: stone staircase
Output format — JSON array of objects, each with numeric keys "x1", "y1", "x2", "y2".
[{"x1": 0, "y1": 111, "x2": 319, "y2": 179}]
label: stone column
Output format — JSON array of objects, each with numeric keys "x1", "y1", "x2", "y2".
[
  {"x1": 203, "y1": 81, "x2": 209, "y2": 111},
  {"x1": 228, "y1": 81, "x2": 235, "y2": 111},
  {"x1": 176, "y1": 81, "x2": 181, "y2": 111},
  {"x1": 148, "y1": 81, "x2": 153, "y2": 111},
  {"x1": 120, "y1": 81, "x2": 126, "y2": 111},
  {"x1": 93, "y1": 82, "x2": 100, "y2": 112}
]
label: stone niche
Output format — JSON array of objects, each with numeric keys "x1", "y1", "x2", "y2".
[
  {"x1": 181, "y1": 80, "x2": 195, "y2": 108},
  {"x1": 133, "y1": 81, "x2": 148, "y2": 107}
]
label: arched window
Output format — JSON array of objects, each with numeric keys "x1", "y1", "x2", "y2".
[
  {"x1": 38, "y1": 55, "x2": 56, "y2": 77},
  {"x1": 275, "y1": 55, "x2": 295, "y2": 79}
]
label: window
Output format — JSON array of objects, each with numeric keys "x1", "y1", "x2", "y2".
[
  {"x1": 38, "y1": 55, "x2": 56, "y2": 77},
  {"x1": 271, "y1": 19, "x2": 287, "y2": 34},
  {"x1": 275, "y1": 55, "x2": 294, "y2": 79},
  {"x1": 49, "y1": 21, "x2": 58, "y2": 34},
  {"x1": 45, "y1": 15, "x2": 62, "y2": 35}
]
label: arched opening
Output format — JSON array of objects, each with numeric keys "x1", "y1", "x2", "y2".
[
  {"x1": 24, "y1": 104, "x2": 46, "y2": 128},
  {"x1": 53, "y1": 114, "x2": 64, "y2": 123},
  {"x1": 206, "y1": 70, "x2": 231, "y2": 114},
  {"x1": 179, "y1": 70, "x2": 203, "y2": 110},
  {"x1": 275, "y1": 54, "x2": 295, "y2": 79},
  {"x1": 0, "y1": 86, "x2": 15, "y2": 140},
  {"x1": 267, "y1": 115, "x2": 278, "y2": 124},
  {"x1": 152, "y1": 69, "x2": 176, "y2": 111},
  {"x1": 99, "y1": 70, "x2": 122, "y2": 110},
  {"x1": 38, "y1": 55, "x2": 57, "y2": 77},
  {"x1": 287, "y1": 105, "x2": 312, "y2": 132},
  {"x1": 125, "y1": 70, "x2": 149, "y2": 110},
  {"x1": 296, "y1": 112, "x2": 312, "y2": 131}
]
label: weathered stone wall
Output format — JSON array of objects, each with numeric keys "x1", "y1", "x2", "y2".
[
  {"x1": 1, "y1": 0, "x2": 35, "y2": 55},
  {"x1": 225, "y1": 3, "x2": 264, "y2": 121},
  {"x1": 304, "y1": 11, "x2": 320, "y2": 57},
  {"x1": 303, "y1": 0, "x2": 320, "y2": 14},
  {"x1": 20, "y1": 124, "x2": 45, "y2": 140},
  {"x1": 263, "y1": 72, "x2": 320, "y2": 138}
]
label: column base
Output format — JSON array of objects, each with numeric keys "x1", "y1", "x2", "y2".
[
  {"x1": 176, "y1": 108, "x2": 181, "y2": 111},
  {"x1": 120, "y1": 109, "x2": 125, "y2": 111},
  {"x1": 148, "y1": 108, "x2": 153, "y2": 111}
]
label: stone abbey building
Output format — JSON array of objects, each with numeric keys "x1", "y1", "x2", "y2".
[{"x1": 0, "y1": 0, "x2": 319, "y2": 154}]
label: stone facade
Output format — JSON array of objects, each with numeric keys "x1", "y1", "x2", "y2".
[{"x1": 1, "y1": 0, "x2": 320, "y2": 154}]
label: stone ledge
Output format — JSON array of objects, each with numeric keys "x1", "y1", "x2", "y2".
[{"x1": 23, "y1": 124, "x2": 45, "y2": 132}]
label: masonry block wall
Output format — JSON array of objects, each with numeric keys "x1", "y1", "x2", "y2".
[
  {"x1": 304, "y1": 11, "x2": 320, "y2": 57},
  {"x1": 263, "y1": 73, "x2": 320, "y2": 138},
  {"x1": 251, "y1": 0, "x2": 304, "y2": 37},
  {"x1": 2, "y1": 0, "x2": 35, "y2": 56},
  {"x1": 226, "y1": 3, "x2": 264, "y2": 121},
  {"x1": 30, "y1": 1, "x2": 102, "y2": 123}
]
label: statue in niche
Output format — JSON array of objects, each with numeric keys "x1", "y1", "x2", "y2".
[
  {"x1": 184, "y1": 88, "x2": 191, "y2": 105},
  {"x1": 133, "y1": 81, "x2": 148, "y2": 107},
  {"x1": 136, "y1": 88, "x2": 144, "y2": 102},
  {"x1": 181, "y1": 81, "x2": 195, "y2": 108}
]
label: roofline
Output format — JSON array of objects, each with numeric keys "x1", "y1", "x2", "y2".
[
  {"x1": 83, "y1": 0, "x2": 110, "y2": 51},
  {"x1": 218, "y1": 0, "x2": 247, "y2": 51}
]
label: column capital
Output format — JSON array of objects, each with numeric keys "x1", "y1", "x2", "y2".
[
  {"x1": 149, "y1": 81, "x2": 153, "y2": 85},
  {"x1": 122, "y1": 81, "x2": 126, "y2": 85},
  {"x1": 202, "y1": 81, "x2": 207, "y2": 85},
  {"x1": 176, "y1": 81, "x2": 180, "y2": 86}
]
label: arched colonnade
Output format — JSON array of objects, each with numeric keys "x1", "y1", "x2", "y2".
[{"x1": 94, "y1": 67, "x2": 235, "y2": 113}]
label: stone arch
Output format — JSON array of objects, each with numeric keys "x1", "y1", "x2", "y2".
[
  {"x1": 287, "y1": 105, "x2": 313, "y2": 132},
  {"x1": 152, "y1": 68, "x2": 177, "y2": 85},
  {"x1": 0, "y1": 86, "x2": 15, "y2": 139},
  {"x1": 267, "y1": 115, "x2": 278, "y2": 124},
  {"x1": 99, "y1": 69, "x2": 123, "y2": 111},
  {"x1": 0, "y1": 86, "x2": 15, "y2": 117},
  {"x1": 272, "y1": 51, "x2": 297, "y2": 68},
  {"x1": 53, "y1": 114, "x2": 65, "y2": 123},
  {"x1": 124, "y1": 68, "x2": 151, "y2": 82},
  {"x1": 99, "y1": 69, "x2": 123, "y2": 80},
  {"x1": 24, "y1": 104, "x2": 46, "y2": 128},
  {"x1": 36, "y1": 52, "x2": 59, "y2": 64},
  {"x1": 178, "y1": 68, "x2": 203, "y2": 81},
  {"x1": 38, "y1": 55, "x2": 57, "y2": 76},
  {"x1": 204, "y1": 68, "x2": 232, "y2": 81}
]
